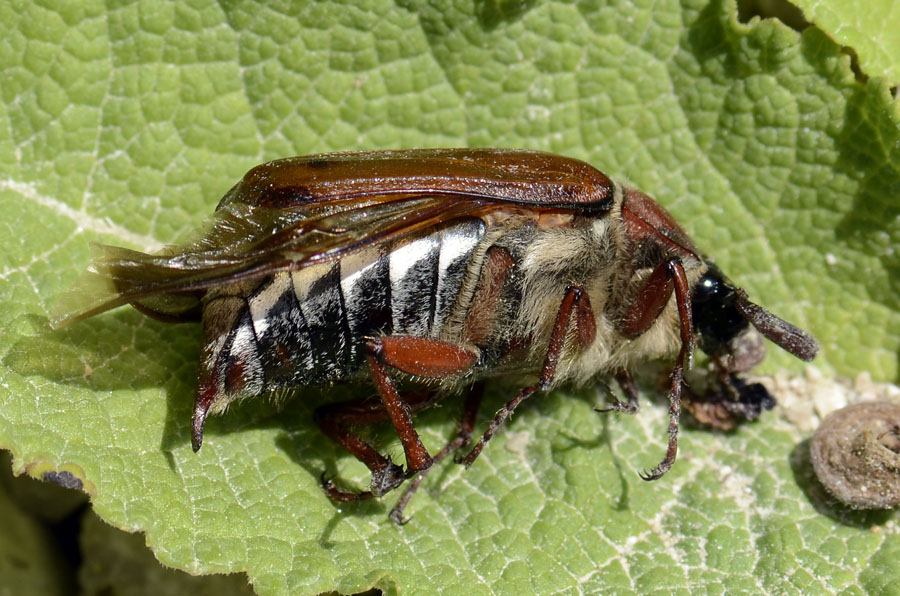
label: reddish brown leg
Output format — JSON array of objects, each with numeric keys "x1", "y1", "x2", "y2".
[
  {"x1": 389, "y1": 383, "x2": 485, "y2": 525},
  {"x1": 457, "y1": 285, "x2": 596, "y2": 468},
  {"x1": 462, "y1": 247, "x2": 515, "y2": 345},
  {"x1": 317, "y1": 390, "x2": 440, "y2": 501},
  {"x1": 318, "y1": 336, "x2": 478, "y2": 501},
  {"x1": 616, "y1": 258, "x2": 694, "y2": 480},
  {"x1": 595, "y1": 369, "x2": 641, "y2": 415}
]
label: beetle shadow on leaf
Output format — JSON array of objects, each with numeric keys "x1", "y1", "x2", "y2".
[
  {"x1": 273, "y1": 385, "x2": 397, "y2": 527},
  {"x1": 4, "y1": 313, "x2": 266, "y2": 470},
  {"x1": 274, "y1": 388, "x2": 489, "y2": 534},
  {"x1": 789, "y1": 438, "x2": 894, "y2": 528},
  {"x1": 551, "y1": 385, "x2": 635, "y2": 511},
  {"x1": 474, "y1": 0, "x2": 538, "y2": 30},
  {"x1": 5, "y1": 312, "x2": 200, "y2": 391},
  {"x1": 817, "y1": 61, "x2": 900, "y2": 378},
  {"x1": 6, "y1": 312, "x2": 213, "y2": 466},
  {"x1": 561, "y1": 413, "x2": 632, "y2": 511}
]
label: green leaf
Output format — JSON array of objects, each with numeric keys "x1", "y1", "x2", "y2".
[
  {"x1": 79, "y1": 509, "x2": 256, "y2": 596},
  {"x1": 1, "y1": 0, "x2": 899, "y2": 594},
  {"x1": 790, "y1": 0, "x2": 900, "y2": 84}
]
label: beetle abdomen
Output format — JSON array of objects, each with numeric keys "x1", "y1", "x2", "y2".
[{"x1": 201, "y1": 218, "x2": 487, "y2": 398}]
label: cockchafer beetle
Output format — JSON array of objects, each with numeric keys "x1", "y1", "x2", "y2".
[{"x1": 55, "y1": 148, "x2": 818, "y2": 523}]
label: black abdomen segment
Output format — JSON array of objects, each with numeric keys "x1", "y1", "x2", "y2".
[{"x1": 208, "y1": 219, "x2": 488, "y2": 396}]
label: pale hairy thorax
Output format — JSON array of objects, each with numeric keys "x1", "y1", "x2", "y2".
[{"x1": 515, "y1": 181, "x2": 707, "y2": 387}]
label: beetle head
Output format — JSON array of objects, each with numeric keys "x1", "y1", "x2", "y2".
[{"x1": 691, "y1": 264, "x2": 818, "y2": 370}]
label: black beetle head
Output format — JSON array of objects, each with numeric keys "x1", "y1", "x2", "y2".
[
  {"x1": 691, "y1": 265, "x2": 748, "y2": 357},
  {"x1": 691, "y1": 264, "x2": 819, "y2": 365}
]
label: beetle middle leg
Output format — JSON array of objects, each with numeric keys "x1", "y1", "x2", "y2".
[
  {"x1": 595, "y1": 370, "x2": 641, "y2": 415},
  {"x1": 616, "y1": 257, "x2": 694, "y2": 480},
  {"x1": 318, "y1": 336, "x2": 478, "y2": 501},
  {"x1": 457, "y1": 284, "x2": 596, "y2": 468}
]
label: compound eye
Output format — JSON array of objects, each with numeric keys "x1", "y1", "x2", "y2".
[{"x1": 692, "y1": 273, "x2": 723, "y2": 303}]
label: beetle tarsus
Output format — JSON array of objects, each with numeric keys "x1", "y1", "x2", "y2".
[
  {"x1": 389, "y1": 507, "x2": 412, "y2": 526},
  {"x1": 320, "y1": 471, "x2": 376, "y2": 502},
  {"x1": 595, "y1": 371, "x2": 641, "y2": 415},
  {"x1": 390, "y1": 456, "x2": 450, "y2": 524},
  {"x1": 639, "y1": 463, "x2": 671, "y2": 481},
  {"x1": 633, "y1": 261, "x2": 691, "y2": 480},
  {"x1": 595, "y1": 401, "x2": 639, "y2": 415},
  {"x1": 313, "y1": 391, "x2": 438, "y2": 502},
  {"x1": 641, "y1": 349, "x2": 686, "y2": 481}
]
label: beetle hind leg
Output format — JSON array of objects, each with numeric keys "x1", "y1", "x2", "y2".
[
  {"x1": 315, "y1": 389, "x2": 441, "y2": 501},
  {"x1": 317, "y1": 335, "x2": 479, "y2": 502},
  {"x1": 389, "y1": 383, "x2": 485, "y2": 525}
]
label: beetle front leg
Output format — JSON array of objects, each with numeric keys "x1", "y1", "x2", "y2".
[
  {"x1": 617, "y1": 257, "x2": 694, "y2": 480},
  {"x1": 458, "y1": 284, "x2": 596, "y2": 468}
]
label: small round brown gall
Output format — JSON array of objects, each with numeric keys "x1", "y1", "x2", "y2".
[{"x1": 810, "y1": 402, "x2": 900, "y2": 509}]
